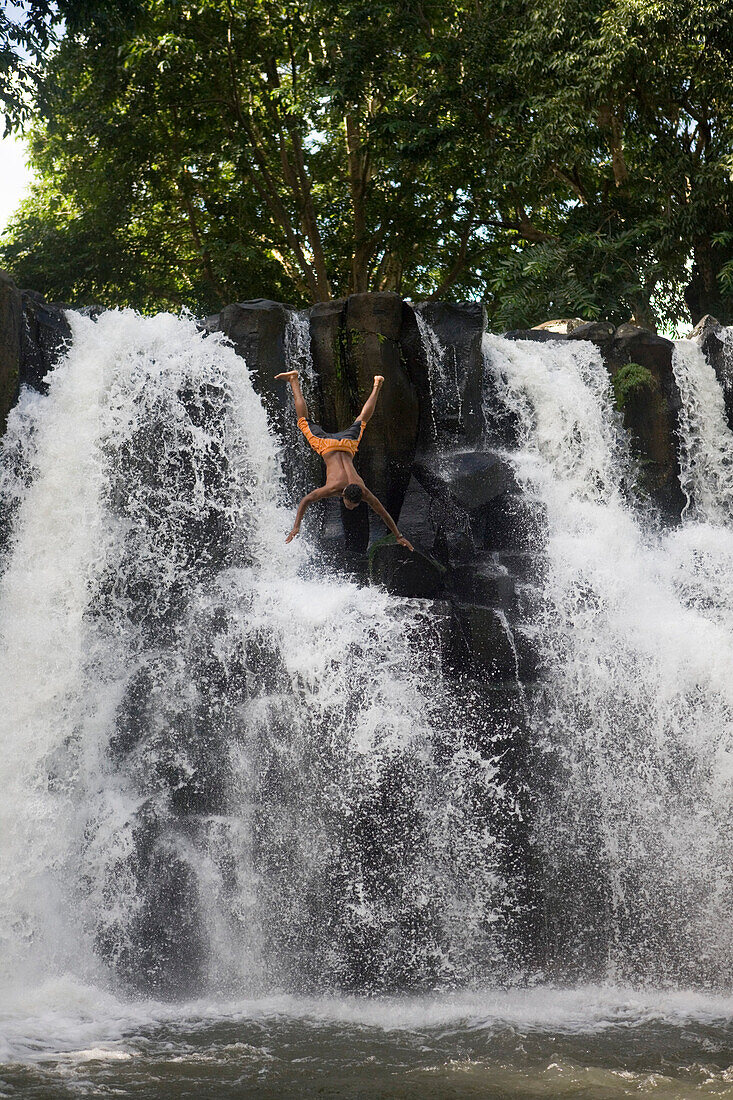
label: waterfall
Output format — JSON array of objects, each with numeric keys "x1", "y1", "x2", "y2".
[
  {"x1": 414, "y1": 309, "x2": 463, "y2": 438},
  {"x1": 283, "y1": 309, "x2": 316, "y2": 386},
  {"x1": 673, "y1": 338, "x2": 733, "y2": 522},
  {"x1": 6, "y1": 308, "x2": 733, "y2": 1009},
  {"x1": 484, "y1": 333, "x2": 733, "y2": 986},
  {"x1": 0, "y1": 309, "x2": 516, "y2": 1001}
]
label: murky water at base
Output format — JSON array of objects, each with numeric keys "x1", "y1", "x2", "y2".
[{"x1": 3, "y1": 987, "x2": 733, "y2": 1098}]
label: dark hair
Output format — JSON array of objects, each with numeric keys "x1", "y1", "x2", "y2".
[{"x1": 343, "y1": 483, "x2": 363, "y2": 504}]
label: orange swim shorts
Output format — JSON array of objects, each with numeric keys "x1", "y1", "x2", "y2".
[{"x1": 297, "y1": 417, "x2": 365, "y2": 458}]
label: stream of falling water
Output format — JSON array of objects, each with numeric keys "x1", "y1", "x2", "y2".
[
  {"x1": 484, "y1": 332, "x2": 733, "y2": 988},
  {"x1": 4, "y1": 315, "x2": 733, "y2": 1097}
]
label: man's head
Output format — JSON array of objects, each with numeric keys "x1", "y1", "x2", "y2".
[{"x1": 342, "y1": 483, "x2": 363, "y2": 509}]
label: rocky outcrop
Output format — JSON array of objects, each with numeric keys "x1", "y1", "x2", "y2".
[
  {"x1": 0, "y1": 273, "x2": 22, "y2": 434},
  {"x1": 21, "y1": 290, "x2": 72, "y2": 393},
  {"x1": 605, "y1": 325, "x2": 685, "y2": 519},
  {"x1": 0, "y1": 272, "x2": 71, "y2": 431},
  {"x1": 368, "y1": 536, "x2": 445, "y2": 598},
  {"x1": 414, "y1": 301, "x2": 487, "y2": 447},
  {"x1": 209, "y1": 293, "x2": 423, "y2": 554}
]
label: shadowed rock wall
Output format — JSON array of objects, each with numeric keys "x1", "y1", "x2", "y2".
[{"x1": 0, "y1": 271, "x2": 71, "y2": 433}]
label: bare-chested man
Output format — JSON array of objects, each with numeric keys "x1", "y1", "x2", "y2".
[{"x1": 275, "y1": 370, "x2": 414, "y2": 550}]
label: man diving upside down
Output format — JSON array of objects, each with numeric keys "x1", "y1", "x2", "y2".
[{"x1": 275, "y1": 370, "x2": 414, "y2": 550}]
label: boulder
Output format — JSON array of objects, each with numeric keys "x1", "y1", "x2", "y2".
[
  {"x1": 413, "y1": 450, "x2": 524, "y2": 561},
  {"x1": 452, "y1": 602, "x2": 539, "y2": 681},
  {"x1": 532, "y1": 318, "x2": 585, "y2": 333},
  {"x1": 216, "y1": 298, "x2": 294, "y2": 426},
  {"x1": 413, "y1": 301, "x2": 487, "y2": 447},
  {"x1": 0, "y1": 272, "x2": 22, "y2": 432},
  {"x1": 481, "y1": 491, "x2": 548, "y2": 553},
  {"x1": 415, "y1": 450, "x2": 517, "y2": 512},
  {"x1": 504, "y1": 328, "x2": 568, "y2": 343},
  {"x1": 449, "y1": 559, "x2": 519, "y2": 612},
  {"x1": 368, "y1": 536, "x2": 445, "y2": 598},
  {"x1": 688, "y1": 313, "x2": 723, "y2": 342},
  {"x1": 614, "y1": 321, "x2": 657, "y2": 339},
  {"x1": 568, "y1": 321, "x2": 616, "y2": 343}
]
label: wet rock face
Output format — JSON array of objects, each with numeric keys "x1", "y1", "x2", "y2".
[
  {"x1": 0, "y1": 273, "x2": 72, "y2": 431},
  {"x1": 368, "y1": 537, "x2": 445, "y2": 598},
  {"x1": 605, "y1": 327, "x2": 685, "y2": 520},
  {"x1": 214, "y1": 298, "x2": 294, "y2": 431},
  {"x1": 415, "y1": 301, "x2": 487, "y2": 447},
  {"x1": 20, "y1": 291, "x2": 72, "y2": 393},
  {"x1": 0, "y1": 273, "x2": 22, "y2": 434},
  {"x1": 345, "y1": 293, "x2": 420, "y2": 542},
  {"x1": 213, "y1": 294, "x2": 422, "y2": 555}
]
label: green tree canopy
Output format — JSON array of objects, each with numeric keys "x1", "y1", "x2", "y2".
[{"x1": 2, "y1": 0, "x2": 732, "y2": 327}]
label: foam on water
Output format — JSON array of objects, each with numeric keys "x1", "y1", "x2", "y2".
[{"x1": 5, "y1": 972, "x2": 733, "y2": 1065}]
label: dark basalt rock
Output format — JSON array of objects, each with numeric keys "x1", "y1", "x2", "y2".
[
  {"x1": 415, "y1": 450, "x2": 517, "y2": 513},
  {"x1": 215, "y1": 298, "x2": 322, "y2": 504},
  {"x1": 603, "y1": 326, "x2": 685, "y2": 519},
  {"x1": 347, "y1": 293, "x2": 420, "y2": 535},
  {"x1": 452, "y1": 602, "x2": 539, "y2": 682},
  {"x1": 568, "y1": 321, "x2": 616, "y2": 343},
  {"x1": 215, "y1": 298, "x2": 295, "y2": 426},
  {"x1": 504, "y1": 328, "x2": 568, "y2": 342},
  {"x1": 414, "y1": 301, "x2": 487, "y2": 447},
  {"x1": 20, "y1": 290, "x2": 72, "y2": 393},
  {"x1": 308, "y1": 293, "x2": 420, "y2": 552},
  {"x1": 449, "y1": 559, "x2": 519, "y2": 613},
  {"x1": 368, "y1": 536, "x2": 445, "y2": 598},
  {"x1": 0, "y1": 274, "x2": 73, "y2": 430},
  {"x1": 0, "y1": 272, "x2": 22, "y2": 433}
]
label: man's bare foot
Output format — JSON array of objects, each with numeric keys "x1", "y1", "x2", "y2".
[{"x1": 275, "y1": 370, "x2": 299, "y2": 381}]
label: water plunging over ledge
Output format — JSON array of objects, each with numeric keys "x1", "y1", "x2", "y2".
[
  {"x1": 4, "y1": 311, "x2": 733, "y2": 1095},
  {"x1": 0, "y1": 309, "x2": 516, "y2": 1003}
]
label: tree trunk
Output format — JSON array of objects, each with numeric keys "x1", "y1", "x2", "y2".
[
  {"x1": 345, "y1": 113, "x2": 372, "y2": 294},
  {"x1": 685, "y1": 237, "x2": 730, "y2": 325},
  {"x1": 598, "y1": 104, "x2": 629, "y2": 187}
]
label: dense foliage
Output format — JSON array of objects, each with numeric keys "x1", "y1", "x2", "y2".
[{"x1": 2, "y1": 0, "x2": 732, "y2": 326}]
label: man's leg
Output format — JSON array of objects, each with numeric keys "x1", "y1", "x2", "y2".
[
  {"x1": 275, "y1": 370, "x2": 308, "y2": 421},
  {"x1": 356, "y1": 375, "x2": 384, "y2": 424}
]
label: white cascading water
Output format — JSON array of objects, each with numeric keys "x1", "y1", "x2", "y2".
[
  {"x1": 673, "y1": 338, "x2": 733, "y2": 522},
  {"x1": 7, "y1": 314, "x2": 733, "y2": 1086},
  {"x1": 0, "y1": 309, "x2": 515, "y2": 1006},
  {"x1": 484, "y1": 333, "x2": 733, "y2": 985},
  {"x1": 414, "y1": 309, "x2": 464, "y2": 438}
]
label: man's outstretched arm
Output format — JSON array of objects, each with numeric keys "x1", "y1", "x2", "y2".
[
  {"x1": 286, "y1": 487, "x2": 331, "y2": 542},
  {"x1": 361, "y1": 488, "x2": 414, "y2": 551}
]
